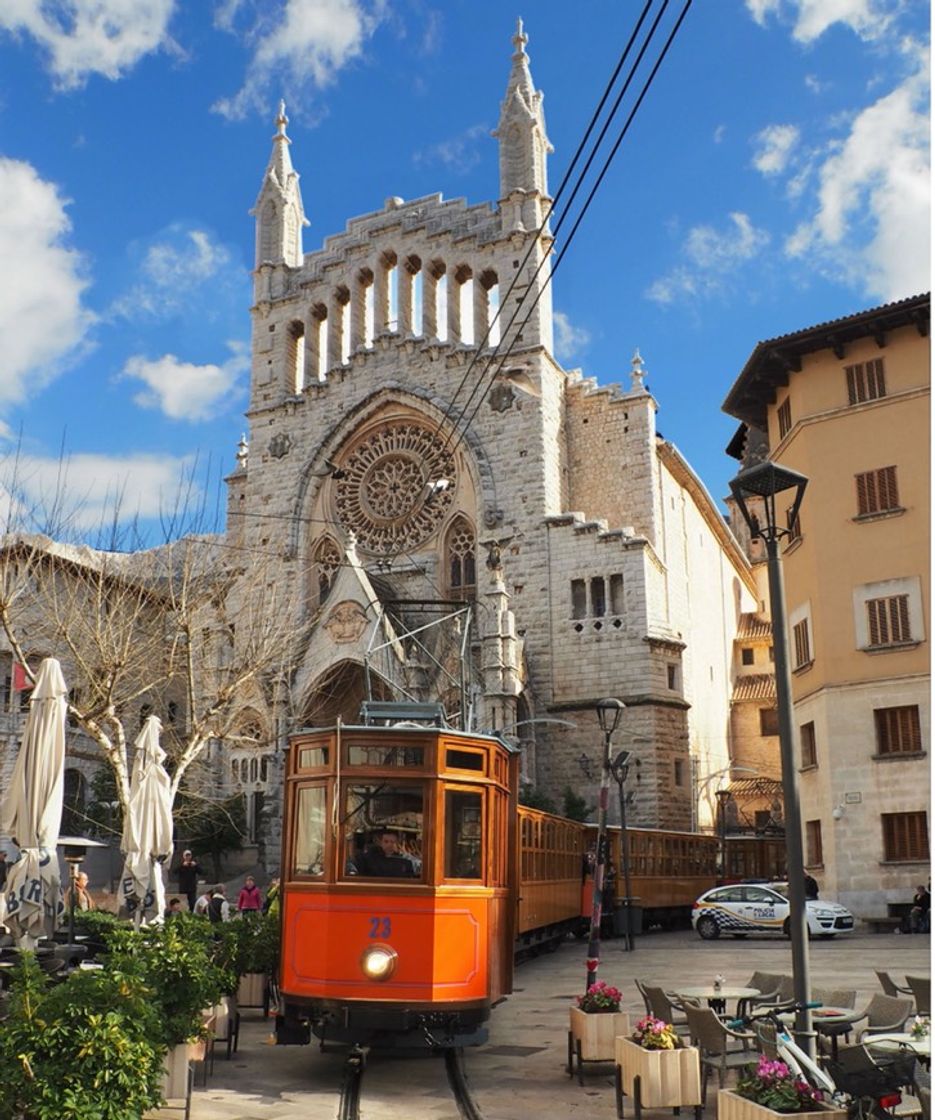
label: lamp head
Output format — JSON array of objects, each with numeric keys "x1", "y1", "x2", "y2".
[
  {"x1": 610, "y1": 748, "x2": 632, "y2": 783},
  {"x1": 729, "y1": 461, "x2": 808, "y2": 542},
  {"x1": 595, "y1": 697, "x2": 625, "y2": 736}
]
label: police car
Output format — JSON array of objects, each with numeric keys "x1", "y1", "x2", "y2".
[{"x1": 691, "y1": 882, "x2": 855, "y2": 939}]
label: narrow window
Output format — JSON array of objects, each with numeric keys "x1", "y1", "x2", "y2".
[
  {"x1": 874, "y1": 706, "x2": 922, "y2": 755},
  {"x1": 856, "y1": 466, "x2": 899, "y2": 516},
  {"x1": 288, "y1": 319, "x2": 305, "y2": 392},
  {"x1": 571, "y1": 579, "x2": 587, "y2": 620},
  {"x1": 867, "y1": 594, "x2": 911, "y2": 647},
  {"x1": 805, "y1": 820, "x2": 823, "y2": 866},
  {"x1": 314, "y1": 537, "x2": 342, "y2": 607},
  {"x1": 590, "y1": 577, "x2": 606, "y2": 617},
  {"x1": 800, "y1": 721, "x2": 817, "y2": 768},
  {"x1": 667, "y1": 664, "x2": 679, "y2": 690},
  {"x1": 881, "y1": 811, "x2": 929, "y2": 861},
  {"x1": 609, "y1": 573, "x2": 624, "y2": 615},
  {"x1": 674, "y1": 759, "x2": 685, "y2": 787},
  {"x1": 446, "y1": 516, "x2": 476, "y2": 601},
  {"x1": 741, "y1": 647, "x2": 755, "y2": 666},
  {"x1": 793, "y1": 619, "x2": 812, "y2": 668},
  {"x1": 845, "y1": 358, "x2": 886, "y2": 405},
  {"x1": 777, "y1": 398, "x2": 792, "y2": 439}
]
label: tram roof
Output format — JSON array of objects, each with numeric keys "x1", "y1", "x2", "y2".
[{"x1": 289, "y1": 722, "x2": 521, "y2": 754}]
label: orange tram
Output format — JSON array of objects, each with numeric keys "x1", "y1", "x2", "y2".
[{"x1": 275, "y1": 720, "x2": 786, "y2": 1049}]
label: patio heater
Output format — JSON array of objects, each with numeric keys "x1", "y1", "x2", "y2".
[
  {"x1": 58, "y1": 835, "x2": 107, "y2": 946},
  {"x1": 729, "y1": 460, "x2": 814, "y2": 1056},
  {"x1": 585, "y1": 697, "x2": 625, "y2": 991}
]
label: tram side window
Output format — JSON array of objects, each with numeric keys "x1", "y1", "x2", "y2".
[
  {"x1": 293, "y1": 785, "x2": 326, "y2": 877},
  {"x1": 445, "y1": 791, "x2": 483, "y2": 880},
  {"x1": 344, "y1": 783, "x2": 424, "y2": 879}
]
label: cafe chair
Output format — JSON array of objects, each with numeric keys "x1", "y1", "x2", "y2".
[
  {"x1": 775, "y1": 975, "x2": 796, "y2": 1005},
  {"x1": 876, "y1": 970, "x2": 912, "y2": 999},
  {"x1": 737, "y1": 971, "x2": 784, "y2": 1017},
  {"x1": 854, "y1": 994, "x2": 914, "y2": 1043},
  {"x1": 813, "y1": 987, "x2": 857, "y2": 1009},
  {"x1": 684, "y1": 1004, "x2": 756, "y2": 1106},
  {"x1": 906, "y1": 976, "x2": 931, "y2": 1017},
  {"x1": 645, "y1": 985, "x2": 694, "y2": 1037},
  {"x1": 634, "y1": 978, "x2": 652, "y2": 1017},
  {"x1": 754, "y1": 1021, "x2": 780, "y2": 1061}
]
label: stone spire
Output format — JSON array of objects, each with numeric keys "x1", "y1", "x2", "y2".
[
  {"x1": 250, "y1": 100, "x2": 308, "y2": 269},
  {"x1": 493, "y1": 18, "x2": 553, "y2": 201}
]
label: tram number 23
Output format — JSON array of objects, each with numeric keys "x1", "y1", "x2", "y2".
[{"x1": 369, "y1": 916, "x2": 391, "y2": 938}]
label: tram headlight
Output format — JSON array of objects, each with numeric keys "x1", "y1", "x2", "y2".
[{"x1": 360, "y1": 944, "x2": 398, "y2": 981}]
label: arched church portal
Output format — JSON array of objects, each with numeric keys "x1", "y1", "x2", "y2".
[{"x1": 301, "y1": 660, "x2": 393, "y2": 727}]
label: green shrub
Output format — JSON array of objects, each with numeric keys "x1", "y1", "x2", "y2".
[{"x1": 0, "y1": 953, "x2": 164, "y2": 1120}]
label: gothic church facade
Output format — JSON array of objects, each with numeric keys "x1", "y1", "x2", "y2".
[{"x1": 221, "y1": 23, "x2": 758, "y2": 854}]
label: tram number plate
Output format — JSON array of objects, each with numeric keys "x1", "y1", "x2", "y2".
[{"x1": 369, "y1": 916, "x2": 391, "y2": 938}]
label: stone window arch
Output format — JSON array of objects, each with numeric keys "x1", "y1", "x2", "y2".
[
  {"x1": 445, "y1": 515, "x2": 476, "y2": 601},
  {"x1": 313, "y1": 536, "x2": 342, "y2": 607}
]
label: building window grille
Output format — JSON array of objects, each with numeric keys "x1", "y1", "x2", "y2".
[
  {"x1": 846, "y1": 358, "x2": 886, "y2": 405},
  {"x1": 867, "y1": 594, "x2": 911, "y2": 647},
  {"x1": 800, "y1": 721, "x2": 817, "y2": 768},
  {"x1": 445, "y1": 516, "x2": 476, "y2": 601},
  {"x1": 777, "y1": 397, "x2": 792, "y2": 439},
  {"x1": 882, "y1": 811, "x2": 929, "y2": 861},
  {"x1": 874, "y1": 705, "x2": 922, "y2": 755},
  {"x1": 856, "y1": 466, "x2": 899, "y2": 516},
  {"x1": 805, "y1": 819, "x2": 823, "y2": 866},
  {"x1": 793, "y1": 619, "x2": 812, "y2": 668},
  {"x1": 741, "y1": 647, "x2": 755, "y2": 666},
  {"x1": 759, "y1": 707, "x2": 780, "y2": 736}
]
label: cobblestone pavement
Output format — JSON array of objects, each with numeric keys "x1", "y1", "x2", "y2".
[{"x1": 172, "y1": 929, "x2": 930, "y2": 1120}]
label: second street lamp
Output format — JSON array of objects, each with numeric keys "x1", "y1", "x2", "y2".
[
  {"x1": 585, "y1": 697, "x2": 624, "y2": 991},
  {"x1": 730, "y1": 460, "x2": 813, "y2": 1056},
  {"x1": 610, "y1": 748, "x2": 634, "y2": 952}
]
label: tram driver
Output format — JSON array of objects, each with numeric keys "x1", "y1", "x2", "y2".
[{"x1": 355, "y1": 829, "x2": 417, "y2": 878}]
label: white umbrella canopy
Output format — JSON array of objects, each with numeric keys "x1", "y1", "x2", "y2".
[
  {"x1": 119, "y1": 715, "x2": 173, "y2": 924},
  {"x1": 0, "y1": 658, "x2": 68, "y2": 946}
]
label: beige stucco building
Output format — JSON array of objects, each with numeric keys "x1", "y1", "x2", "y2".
[{"x1": 724, "y1": 293, "x2": 931, "y2": 918}]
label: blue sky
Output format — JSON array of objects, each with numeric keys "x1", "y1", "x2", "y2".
[{"x1": 0, "y1": 0, "x2": 929, "y2": 544}]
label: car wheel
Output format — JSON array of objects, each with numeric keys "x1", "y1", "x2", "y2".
[
  {"x1": 782, "y1": 918, "x2": 791, "y2": 938},
  {"x1": 696, "y1": 915, "x2": 720, "y2": 940}
]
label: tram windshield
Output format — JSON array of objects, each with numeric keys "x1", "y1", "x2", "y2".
[{"x1": 343, "y1": 783, "x2": 423, "y2": 879}]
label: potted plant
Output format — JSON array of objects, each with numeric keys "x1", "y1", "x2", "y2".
[
  {"x1": 568, "y1": 981, "x2": 630, "y2": 1078},
  {"x1": 0, "y1": 952, "x2": 164, "y2": 1120},
  {"x1": 616, "y1": 1015, "x2": 701, "y2": 1118},
  {"x1": 719, "y1": 1056, "x2": 846, "y2": 1120},
  {"x1": 235, "y1": 911, "x2": 279, "y2": 1009}
]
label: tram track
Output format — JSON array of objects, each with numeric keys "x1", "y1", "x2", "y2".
[{"x1": 334, "y1": 1045, "x2": 485, "y2": 1120}]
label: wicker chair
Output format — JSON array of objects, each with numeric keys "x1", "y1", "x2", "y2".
[
  {"x1": 644, "y1": 985, "x2": 693, "y2": 1037},
  {"x1": 907, "y1": 976, "x2": 931, "y2": 1016},
  {"x1": 684, "y1": 1004, "x2": 755, "y2": 1105},
  {"x1": 875, "y1": 970, "x2": 912, "y2": 998},
  {"x1": 813, "y1": 987, "x2": 857, "y2": 1009},
  {"x1": 634, "y1": 978, "x2": 652, "y2": 1016},
  {"x1": 737, "y1": 971, "x2": 784, "y2": 1017},
  {"x1": 754, "y1": 1021, "x2": 779, "y2": 1060},
  {"x1": 854, "y1": 994, "x2": 914, "y2": 1042}
]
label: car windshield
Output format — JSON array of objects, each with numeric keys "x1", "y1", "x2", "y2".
[{"x1": 770, "y1": 883, "x2": 790, "y2": 898}]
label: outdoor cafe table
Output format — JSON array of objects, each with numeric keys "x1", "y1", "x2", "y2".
[
  {"x1": 866, "y1": 1033, "x2": 931, "y2": 1066},
  {"x1": 778, "y1": 1006, "x2": 863, "y2": 1061},
  {"x1": 676, "y1": 985, "x2": 760, "y2": 1016}
]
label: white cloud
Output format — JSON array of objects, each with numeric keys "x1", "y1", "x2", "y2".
[
  {"x1": 0, "y1": 449, "x2": 201, "y2": 533},
  {"x1": 784, "y1": 62, "x2": 929, "y2": 300},
  {"x1": 745, "y1": 0, "x2": 894, "y2": 43},
  {"x1": 646, "y1": 213, "x2": 770, "y2": 305},
  {"x1": 414, "y1": 124, "x2": 488, "y2": 174},
  {"x1": 0, "y1": 158, "x2": 94, "y2": 404},
  {"x1": 213, "y1": 0, "x2": 385, "y2": 120},
  {"x1": 120, "y1": 344, "x2": 248, "y2": 421},
  {"x1": 109, "y1": 223, "x2": 244, "y2": 321},
  {"x1": 713, "y1": 125, "x2": 727, "y2": 144},
  {"x1": 0, "y1": 0, "x2": 177, "y2": 89},
  {"x1": 752, "y1": 124, "x2": 800, "y2": 175},
  {"x1": 553, "y1": 311, "x2": 591, "y2": 361}
]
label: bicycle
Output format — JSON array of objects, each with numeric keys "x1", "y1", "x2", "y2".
[{"x1": 729, "y1": 1002, "x2": 923, "y2": 1120}]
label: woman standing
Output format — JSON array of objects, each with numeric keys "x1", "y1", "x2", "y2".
[{"x1": 237, "y1": 875, "x2": 262, "y2": 917}]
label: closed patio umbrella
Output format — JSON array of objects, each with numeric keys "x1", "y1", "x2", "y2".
[
  {"x1": 120, "y1": 715, "x2": 173, "y2": 924},
  {"x1": 0, "y1": 658, "x2": 68, "y2": 947}
]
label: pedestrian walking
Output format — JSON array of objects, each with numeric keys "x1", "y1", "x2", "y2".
[
  {"x1": 263, "y1": 876, "x2": 281, "y2": 919},
  {"x1": 207, "y1": 884, "x2": 230, "y2": 924},
  {"x1": 910, "y1": 883, "x2": 930, "y2": 933},
  {"x1": 804, "y1": 872, "x2": 819, "y2": 900},
  {"x1": 193, "y1": 886, "x2": 212, "y2": 916}
]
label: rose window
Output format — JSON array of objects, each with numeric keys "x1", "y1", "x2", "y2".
[{"x1": 333, "y1": 423, "x2": 455, "y2": 553}]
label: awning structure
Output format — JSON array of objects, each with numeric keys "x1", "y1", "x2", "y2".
[{"x1": 724, "y1": 777, "x2": 784, "y2": 834}]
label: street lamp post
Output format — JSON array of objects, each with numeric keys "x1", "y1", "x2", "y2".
[
  {"x1": 715, "y1": 788, "x2": 732, "y2": 879},
  {"x1": 610, "y1": 749, "x2": 634, "y2": 952},
  {"x1": 730, "y1": 460, "x2": 813, "y2": 1056},
  {"x1": 585, "y1": 698, "x2": 625, "y2": 991}
]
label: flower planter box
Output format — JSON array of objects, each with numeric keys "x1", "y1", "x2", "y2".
[
  {"x1": 718, "y1": 1089, "x2": 847, "y2": 1120},
  {"x1": 237, "y1": 970, "x2": 266, "y2": 1008},
  {"x1": 615, "y1": 1037, "x2": 701, "y2": 1117},
  {"x1": 161, "y1": 1043, "x2": 192, "y2": 1102},
  {"x1": 568, "y1": 1007, "x2": 630, "y2": 1083}
]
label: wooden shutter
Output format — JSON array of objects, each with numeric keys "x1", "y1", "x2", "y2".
[{"x1": 882, "y1": 812, "x2": 929, "y2": 861}]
